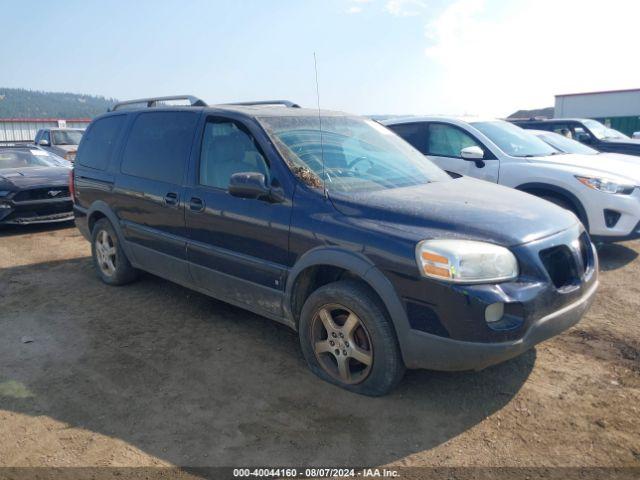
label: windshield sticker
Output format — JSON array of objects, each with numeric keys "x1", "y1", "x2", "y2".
[{"x1": 30, "y1": 149, "x2": 49, "y2": 156}]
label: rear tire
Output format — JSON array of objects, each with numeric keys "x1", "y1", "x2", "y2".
[
  {"x1": 91, "y1": 218, "x2": 138, "y2": 286},
  {"x1": 299, "y1": 280, "x2": 405, "y2": 396}
]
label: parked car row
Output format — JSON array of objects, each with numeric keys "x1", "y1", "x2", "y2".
[
  {"x1": 66, "y1": 96, "x2": 604, "y2": 396},
  {"x1": 0, "y1": 143, "x2": 73, "y2": 225},
  {"x1": 511, "y1": 117, "x2": 640, "y2": 156},
  {"x1": 6, "y1": 95, "x2": 639, "y2": 395},
  {"x1": 0, "y1": 127, "x2": 83, "y2": 226},
  {"x1": 34, "y1": 127, "x2": 85, "y2": 161},
  {"x1": 384, "y1": 117, "x2": 640, "y2": 242}
]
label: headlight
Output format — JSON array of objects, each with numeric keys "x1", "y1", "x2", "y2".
[
  {"x1": 576, "y1": 176, "x2": 635, "y2": 195},
  {"x1": 416, "y1": 239, "x2": 518, "y2": 283},
  {"x1": 0, "y1": 190, "x2": 10, "y2": 197}
]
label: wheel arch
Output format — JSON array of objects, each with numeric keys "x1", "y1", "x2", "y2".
[
  {"x1": 86, "y1": 202, "x2": 135, "y2": 261},
  {"x1": 515, "y1": 182, "x2": 590, "y2": 230},
  {"x1": 284, "y1": 248, "x2": 411, "y2": 343}
]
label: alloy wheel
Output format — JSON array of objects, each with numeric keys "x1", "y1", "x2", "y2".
[
  {"x1": 95, "y1": 229, "x2": 117, "y2": 277},
  {"x1": 311, "y1": 304, "x2": 374, "y2": 384}
]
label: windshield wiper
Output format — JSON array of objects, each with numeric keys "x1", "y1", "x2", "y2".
[{"x1": 516, "y1": 153, "x2": 558, "y2": 157}]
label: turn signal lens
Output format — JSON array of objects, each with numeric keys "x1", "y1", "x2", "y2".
[
  {"x1": 416, "y1": 239, "x2": 518, "y2": 283},
  {"x1": 420, "y1": 250, "x2": 451, "y2": 278}
]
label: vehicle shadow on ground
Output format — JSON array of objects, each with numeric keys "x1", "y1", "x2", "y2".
[
  {"x1": 0, "y1": 220, "x2": 75, "y2": 238},
  {"x1": 596, "y1": 241, "x2": 639, "y2": 271},
  {"x1": 0, "y1": 258, "x2": 535, "y2": 467}
]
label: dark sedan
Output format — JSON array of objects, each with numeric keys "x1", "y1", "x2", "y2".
[
  {"x1": 0, "y1": 144, "x2": 74, "y2": 225},
  {"x1": 511, "y1": 118, "x2": 640, "y2": 156}
]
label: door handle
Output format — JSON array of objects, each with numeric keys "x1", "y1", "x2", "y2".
[
  {"x1": 164, "y1": 192, "x2": 179, "y2": 206},
  {"x1": 189, "y1": 197, "x2": 205, "y2": 212}
]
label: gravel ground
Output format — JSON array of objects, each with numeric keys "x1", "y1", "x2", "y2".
[{"x1": 0, "y1": 223, "x2": 638, "y2": 471}]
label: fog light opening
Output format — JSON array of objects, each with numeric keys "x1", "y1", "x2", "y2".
[
  {"x1": 604, "y1": 209, "x2": 621, "y2": 228},
  {"x1": 485, "y1": 302, "x2": 504, "y2": 324}
]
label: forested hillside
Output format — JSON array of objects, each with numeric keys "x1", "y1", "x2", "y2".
[{"x1": 0, "y1": 88, "x2": 116, "y2": 118}]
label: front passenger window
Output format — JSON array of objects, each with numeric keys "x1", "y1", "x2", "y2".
[
  {"x1": 199, "y1": 120, "x2": 270, "y2": 189},
  {"x1": 551, "y1": 124, "x2": 572, "y2": 139},
  {"x1": 427, "y1": 124, "x2": 479, "y2": 158}
]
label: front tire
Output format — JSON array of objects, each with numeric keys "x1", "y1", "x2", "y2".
[
  {"x1": 91, "y1": 218, "x2": 138, "y2": 286},
  {"x1": 540, "y1": 195, "x2": 580, "y2": 220},
  {"x1": 299, "y1": 280, "x2": 405, "y2": 396}
]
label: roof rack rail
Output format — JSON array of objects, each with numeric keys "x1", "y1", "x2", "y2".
[
  {"x1": 109, "y1": 95, "x2": 208, "y2": 112},
  {"x1": 222, "y1": 100, "x2": 301, "y2": 108}
]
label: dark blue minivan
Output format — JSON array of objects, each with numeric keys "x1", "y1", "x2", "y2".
[{"x1": 72, "y1": 96, "x2": 599, "y2": 395}]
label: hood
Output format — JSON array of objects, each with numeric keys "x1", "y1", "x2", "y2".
[
  {"x1": 0, "y1": 166, "x2": 70, "y2": 190},
  {"x1": 531, "y1": 153, "x2": 640, "y2": 184},
  {"x1": 602, "y1": 137, "x2": 640, "y2": 145},
  {"x1": 599, "y1": 138, "x2": 640, "y2": 155},
  {"x1": 329, "y1": 177, "x2": 578, "y2": 247},
  {"x1": 597, "y1": 152, "x2": 640, "y2": 165}
]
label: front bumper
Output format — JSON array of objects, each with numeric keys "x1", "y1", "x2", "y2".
[
  {"x1": 395, "y1": 224, "x2": 599, "y2": 371},
  {"x1": 0, "y1": 196, "x2": 73, "y2": 225},
  {"x1": 2, "y1": 211, "x2": 74, "y2": 225},
  {"x1": 401, "y1": 279, "x2": 598, "y2": 371},
  {"x1": 585, "y1": 188, "x2": 640, "y2": 242},
  {"x1": 591, "y1": 220, "x2": 640, "y2": 243}
]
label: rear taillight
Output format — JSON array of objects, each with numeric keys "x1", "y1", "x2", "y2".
[{"x1": 68, "y1": 169, "x2": 76, "y2": 202}]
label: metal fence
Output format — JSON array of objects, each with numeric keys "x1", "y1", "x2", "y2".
[{"x1": 0, "y1": 118, "x2": 91, "y2": 142}]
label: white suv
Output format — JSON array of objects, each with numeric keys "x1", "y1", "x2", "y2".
[{"x1": 384, "y1": 117, "x2": 640, "y2": 242}]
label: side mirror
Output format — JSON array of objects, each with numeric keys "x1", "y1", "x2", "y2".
[
  {"x1": 460, "y1": 146, "x2": 484, "y2": 160},
  {"x1": 39, "y1": 139, "x2": 50, "y2": 147},
  {"x1": 633, "y1": 131, "x2": 640, "y2": 139},
  {"x1": 228, "y1": 172, "x2": 270, "y2": 200}
]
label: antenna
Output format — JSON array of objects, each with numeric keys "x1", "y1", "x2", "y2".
[{"x1": 313, "y1": 52, "x2": 327, "y2": 198}]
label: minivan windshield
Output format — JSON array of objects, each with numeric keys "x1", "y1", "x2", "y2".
[
  {"x1": 52, "y1": 130, "x2": 84, "y2": 145},
  {"x1": 471, "y1": 120, "x2": 558, "y2": 157},
  {"x1": 259, "y1": 115, "x2": 450, "y2": 193},
  {"x1": 583, "y1": 120, "x2": 629, "y2": 140},
  {"x1": 535, "y1": 131, "x2": 599, "y2": 155}
]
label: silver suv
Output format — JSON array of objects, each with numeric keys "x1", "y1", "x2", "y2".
[{"x1": 35, "y1": 128, "x2": 84, "y2": 161}]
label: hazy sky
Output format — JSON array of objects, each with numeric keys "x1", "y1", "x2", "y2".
[{"x1": 2, "y1": 0, "x2": 639, "y2": 117}]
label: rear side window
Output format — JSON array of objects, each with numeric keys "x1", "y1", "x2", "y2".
[
  {"x1": 76, "y1": 116, "x2": 125, "y2": 170},
  {"x1": 121, "y1": 111, "x2": 198, "y2": 183},
  {"x1": 387, "y1": 122, "x2": 428, "y2": 154}
]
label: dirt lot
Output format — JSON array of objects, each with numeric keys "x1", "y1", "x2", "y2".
[{"x1": 0, "y1": 223, "x2": 639, "y2": 471}]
